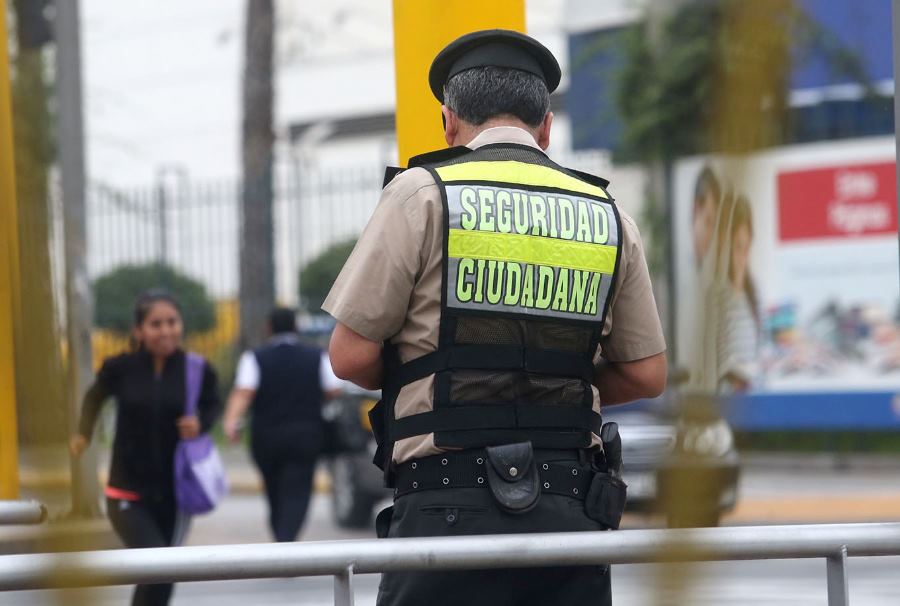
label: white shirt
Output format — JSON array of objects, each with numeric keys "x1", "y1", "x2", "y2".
[{"x1": 233, "y1": 333, "x2": 344, "y2": 392}]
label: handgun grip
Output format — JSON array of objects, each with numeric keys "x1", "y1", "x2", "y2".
[{"x1": 600, "y1": 421, "x2": 622, "y2": 474}]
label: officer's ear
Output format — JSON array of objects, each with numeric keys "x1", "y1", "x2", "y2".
[
  {"x1": 441, "y1": 105, "x2": 458, "y2": 146},
  {"x1": 536, "y1": 111, "x2": 553, "y2": 151}
]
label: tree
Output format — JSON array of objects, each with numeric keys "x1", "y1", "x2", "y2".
[
  {"x1": 616, "y1": 0, "x2": 874, "y2": 164},
  {"x1": 616, "y1": 0, "x2": 800, "y2": 164},
  {"x1": 298, "y1": 239, "x2": 357, "y2": 313},
  {"x1": 611, "y1": 1, "x2": 870, "y2": 343},
  {"x1": 239, "y1": 0, "x2": 276, "y2": 349},
  {"x1": 93, "y1": 264, "x2": 216, "y2": 334},
  {"x1": 607, "y1": 0, "x2": 799, "y2": 351}
]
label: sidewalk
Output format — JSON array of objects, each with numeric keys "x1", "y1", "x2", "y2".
[
  {"x1": 4, "y1": 446, "x2": 899, "y2": 555},
  {"x1": 3, "y1": 445, "x2": 332, "y2": 555},
  {"x1": 17, "y1": 446, "x2": 900, "y2": 496}
]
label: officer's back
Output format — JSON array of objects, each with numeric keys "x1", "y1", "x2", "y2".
[{"x1": 324, "y1": 29, "x2": 667, "y2": 606}]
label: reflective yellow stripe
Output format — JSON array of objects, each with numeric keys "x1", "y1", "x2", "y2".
[
  {"x1": 436, "y1": 161, "x2": 608, "y2": 199},
  {"x1": 448, "y1": 229, "x2": 618, "y2": 274}
]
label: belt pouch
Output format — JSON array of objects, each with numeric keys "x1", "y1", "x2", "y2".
[
  {"x1": 584, "y1": 472, "x2": 627, "y2": 529},
  {"x1": 484, "y1": 442, "x2": 540, "y2": 514}
]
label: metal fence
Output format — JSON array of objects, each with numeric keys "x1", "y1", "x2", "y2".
[
  {"x1": 86, "y1": 166, "x2": 384, "y2": 305},
  {"x1": 1, "y1": 523, "x2": 898, "y2": 605},
  {"x1": 83, "y1": 163, "x2": 385, "y2": 363},
  {"x1": 82, "y1": 150, "x2": 612, "y2": 363},
  {"x1": 0, "y1": 501, "x2": 46, "y2": 526},
  {"x1": 86, "y1": 151, "x2": 611, "y2": 303}
]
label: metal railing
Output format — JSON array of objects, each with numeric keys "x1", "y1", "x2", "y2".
[
  {"x1": 0, "y1": 501, "x2": 47, "y2": 526},
  {"x1": 1, "y1": 523, "x2": 898, "y2": 605}
]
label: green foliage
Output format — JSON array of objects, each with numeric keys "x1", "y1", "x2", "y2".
[
  {"x1": 616, "y1": 11, "x2": 716, "y2": 161},
  {"x1": 616, "y1": 1, "x2": 798, "y2": 162},
  {"x1": 612, "y1": 1, "x2": 875, "y2": 278},
  {"x1": 298, "y1": 239, "x2": 357, "y2": 312},
  {"x1": 93, "y1": 263, "x2": 216, "y2": 333},
  {"x1": 615, "y1": 0, "x2": 875, "y2": 163}
]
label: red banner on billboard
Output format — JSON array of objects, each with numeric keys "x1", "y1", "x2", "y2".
[{"x1": 777, "y1": 161, "x2": 897, "y2": 242}]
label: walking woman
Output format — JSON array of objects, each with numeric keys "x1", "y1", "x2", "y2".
[{"x1": 70, "y1": 290, "x2": 221, "y2": 605}]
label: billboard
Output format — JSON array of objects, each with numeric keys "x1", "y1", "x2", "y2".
[{"x1": 673, "y1": 137, "x2": 900, "y2": 429}]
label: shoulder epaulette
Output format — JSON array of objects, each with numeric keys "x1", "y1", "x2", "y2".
[
  {"x1": 407, "y1": 146, "x2": 472, "y2": 169},
  {"x1": 565, "y1": 167, "x2": 610, "y2": 190},
  {"x1": 383, "y1": 147, "x2": 474, "y2": 189},
  {"x1": 383, "y1": 166, "x2": 405, "y2": 189}
]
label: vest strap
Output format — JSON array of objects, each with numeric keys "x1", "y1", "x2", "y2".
[
  {"x1": 565, "y1": 167, "x2": 610, "y2": 190},
  {"x1": 407, "y1": 145, "x2": 472, "y2": 168},
  {"x1": 386, "y1": 345, "x2": 595, "y2": 392},
  {"x1": 390, "y1": 403, "x2": 602, "y2": 441}
]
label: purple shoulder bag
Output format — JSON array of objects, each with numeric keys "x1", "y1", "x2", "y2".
[{"x1": 174, "y1": 352, "x2": 227, "y2": 514}]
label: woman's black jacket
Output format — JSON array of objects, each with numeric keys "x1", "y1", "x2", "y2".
[{"x1": 78, "y1": 349, "x2": 221, "y2": 501}]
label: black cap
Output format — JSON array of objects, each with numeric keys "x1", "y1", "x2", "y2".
[{"x1": 428, "y1": 29, "x2": 561, "y2": 103}]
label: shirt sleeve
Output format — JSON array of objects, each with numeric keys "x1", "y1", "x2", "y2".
[
  {"x1": 233, "y1": 350, "x2": 260, "y2": 390},
  {"x1": 197, "y1": 360, "x2": 221, "y2": 433},
  {"x1": 322, "y1": 169, "x2": 435, "y2": 341},
  {"x1": 78, "y1": 356, "x2": 118, "y2": 441},
  {"x1": 599, "y1": 212, "x2": 667, "y2": 362},
  {"x1": 319, "y1": 352, "x2": 345, "y2": 391}
]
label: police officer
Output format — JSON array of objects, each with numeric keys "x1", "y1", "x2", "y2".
[{"x1": 325, "y1": 29, "x2": 667, "y2": 606}]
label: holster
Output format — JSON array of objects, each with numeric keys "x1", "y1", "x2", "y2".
[
  {"x1": 368, "y1": 399, "x2": 386, "y2": 469},
  {"x1": 584, "y1": 472, "x2": 627, "y2": 530},
  {"x1": 483, "y1": 442, "x2": 541, "y2": 514}
]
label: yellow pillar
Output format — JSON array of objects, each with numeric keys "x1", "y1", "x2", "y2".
[
  {"x1": 392, "y1": 0, "x2": 526, "y2": 165},
  {"x1": 0, "y1": 7, "x2": 21, "y2": 499}
]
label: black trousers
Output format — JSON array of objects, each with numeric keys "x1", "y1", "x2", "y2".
[
  {"x1": 376, "y1": 487, "x2": 612, "y2": 606},
  {"x1": 107, "y1": 496, "x2": 189, "y2": 606},
  {"x1": 252, "y1": 441, "x2": 317, "y2": 542}
]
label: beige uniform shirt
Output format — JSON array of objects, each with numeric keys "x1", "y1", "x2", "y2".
[{"x1": 323, "y1": 126, "x2": 666, "y2": 463}]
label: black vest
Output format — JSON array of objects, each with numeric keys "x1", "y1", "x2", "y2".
[
  {"x1": 372, "y1": 143, "x2": 622, "y2": 484},
  {"x1": 252, "y1": 338, "x2": 324, "y2": 441}
]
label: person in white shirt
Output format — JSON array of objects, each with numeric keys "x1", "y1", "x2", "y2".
[{"x1": 223, "y1": 308, "x2": 343, "y2": 541}]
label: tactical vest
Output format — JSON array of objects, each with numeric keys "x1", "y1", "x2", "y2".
[{"x1": 372, "y1": 143, "x2": 622, "y2": 484}]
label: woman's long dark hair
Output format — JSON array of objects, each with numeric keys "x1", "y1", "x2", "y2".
[
  {"x1": 728, "y1": 196, "x2": 760, "y2": 327},
  {"x1": 130, "y1": 290, "x2": 183, "y2": 350}
]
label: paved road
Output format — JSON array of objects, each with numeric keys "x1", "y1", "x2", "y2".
[{"x1": 5, "y1": 487, "x2": 900, "y2": 605}]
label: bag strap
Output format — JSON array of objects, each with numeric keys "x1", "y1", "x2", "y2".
[{"x1": 184, "y1": 352, "x2": 205, "y2": 416}]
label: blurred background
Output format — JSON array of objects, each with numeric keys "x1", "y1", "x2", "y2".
[{"x1": 1, "y1": 0, "x2": 899, "y2": 604}]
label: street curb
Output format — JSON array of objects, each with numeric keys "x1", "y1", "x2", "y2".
[{"x1": 739, "y1": 452, "x2": 900, "y2": 472}]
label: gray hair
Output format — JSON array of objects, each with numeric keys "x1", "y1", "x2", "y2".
[{"x1": 443, "y1": 66, "x2": 550, "y2": 128}]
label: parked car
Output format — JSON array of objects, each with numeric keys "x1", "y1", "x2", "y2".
[
  {"x1": 322, "y1": 386, "x2": 383, "y2": 528},
  {"x1": 324, "y1": 385, "x2": 739, "y2": 529},
  {"x1": 604, "y1": 391, "x2": 740, "y2": 528}
]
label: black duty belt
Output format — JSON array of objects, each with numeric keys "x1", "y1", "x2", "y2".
[{"x1": 394, "y1": 449, "x2": 594, "y2": 501}]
